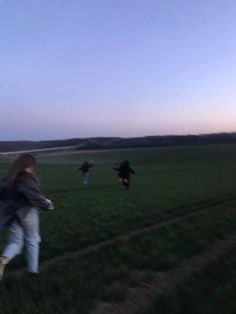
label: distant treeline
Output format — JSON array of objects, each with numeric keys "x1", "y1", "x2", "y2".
[{"x1": 0, "y1": 133, "x2": 236, "y2": 152}]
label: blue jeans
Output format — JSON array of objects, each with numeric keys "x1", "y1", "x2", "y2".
[
  {"x1": 2, "y1": 208, "x2": 40, "y2": 273},
  {"x1": 82, "y1": 172, "x2": 90, "y2": 184}
]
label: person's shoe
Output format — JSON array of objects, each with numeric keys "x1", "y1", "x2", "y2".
[
  {"x1": 28, "y1": 272, "x2": 39, "y2": 278},
  {"x1": 0, "y1": 257, "x2": 7, "y2": 281}
]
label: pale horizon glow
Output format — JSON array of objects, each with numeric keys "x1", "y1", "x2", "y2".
[{"x1": 0, "y1": 0, "x2": 236, "y2": 141}]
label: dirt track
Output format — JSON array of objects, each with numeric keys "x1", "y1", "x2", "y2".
[{"x1": 91, "y1": 232, "x2": 236, "y2": 314}]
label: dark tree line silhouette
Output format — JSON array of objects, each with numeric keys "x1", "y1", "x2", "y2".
[{"x1": 0, "y1": 133, "x2": 236, "y2": 153}]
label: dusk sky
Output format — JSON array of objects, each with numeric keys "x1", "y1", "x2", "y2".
[{"x1": 1, "y1": 0, "x2": 236, "y2": 140}]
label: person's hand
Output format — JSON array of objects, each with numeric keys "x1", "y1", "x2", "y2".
[{"x1": 46, "y1": 199, "x2": 54, "y2": 210}]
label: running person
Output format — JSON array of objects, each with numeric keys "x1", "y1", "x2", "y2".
[
  {"x1": 78, "y1": 160, "x2": 94, "y2": 184},
  {"x1": 0, "y1": 153, "x2": 54, "y2": 280},
  {"x1": 113, "y1": 160, "x2": 136, "y2": 190}
]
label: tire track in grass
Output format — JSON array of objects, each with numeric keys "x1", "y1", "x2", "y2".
[
  {"x1": 7, "y1": 201, "x2": 230, "y2": 278},
  {"x1": 90, "y1": 233, "x2": 236, "y2": 314}
]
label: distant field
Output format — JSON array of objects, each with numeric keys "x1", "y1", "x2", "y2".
[{"x1": 0, "y1": 144, "x2": 236, "y2": 314}]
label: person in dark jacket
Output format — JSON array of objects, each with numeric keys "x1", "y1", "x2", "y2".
[
  {"x1": 0, "y1": 153, "x2": 54, "y2": 280},
  {"x1": 113, "y1": 160, "x2": 136, "y2": 190},
  {"x1": 78, "y1": 160, "x2": 94, "y2": 184}
]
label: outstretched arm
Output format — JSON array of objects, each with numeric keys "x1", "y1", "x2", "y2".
[
  {"x1": 130, "y1": 168, "x2": 136, "y2": 175},
  {"x1": 113, "y1": 167, "x2": 120, "y2": 171},
  {"x1": 18, "y1": 176, "x2": 53, "y2": 210}
]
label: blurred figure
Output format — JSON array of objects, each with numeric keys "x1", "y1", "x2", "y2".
[
  {"x1": 0, "y1": 153, "x2": 54, "y2": 280},
  {"x1": 113, "y1": 160, "x2": 136, "y2": 190},
  {"x1": 78, "y1": 160, "x2": 94, "y2": 184}
]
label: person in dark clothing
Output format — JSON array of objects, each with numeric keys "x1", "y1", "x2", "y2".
[
  {"x1": 113, "y1": 160, "x2": 136, "y2": 190},
  {"x1": 0, "y1": 153, "x2": 54, "y2": 280},
  {"x1": 78, "y1": 160, "x2": 94, "y2": 184}
]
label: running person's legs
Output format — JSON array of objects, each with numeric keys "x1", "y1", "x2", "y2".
[
  {"x1": 122, "y1": 178, "x2": 130, "y2": 189},
  {"x1": 0, "y1": 208, "x2": 40, "y2": 278},
  {"x1": 82, "y1": 172, "x2": 90, "y2": 184},
  {"x1": 23, "y1": 208, "x2": 40, "y2": 274},
  {"x1": 0, "y1": 220, "x2": 24, "y2": 280},
  {"x1": 1, "y1": 221, "x2": 24, "y2": 262}
]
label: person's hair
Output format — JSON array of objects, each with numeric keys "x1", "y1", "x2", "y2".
[
  {"x1": 123, "y1": 160, "x2": 130, "y2": 166},
  {"x1": 7, "y1": 153, "x2": 36, "y2": 186}
]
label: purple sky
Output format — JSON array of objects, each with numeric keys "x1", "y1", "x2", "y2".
[{"x1": 1, "y1": 0, "x2": 236, "y2": 140}]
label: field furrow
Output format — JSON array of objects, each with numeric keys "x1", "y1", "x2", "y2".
[{"x1": 91, "y1": 233, "x2": 236, "y2": 314}]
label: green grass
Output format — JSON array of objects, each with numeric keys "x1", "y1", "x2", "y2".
[
  {"x1": 0, "y1": 144, "x2": 236, "y2": 313},
  {"x1": 144, "y1": 245, "x2": 236, "y2": 314},
  {"x1": 1, "y1": 203, "x2": 236, "y2": 314}
]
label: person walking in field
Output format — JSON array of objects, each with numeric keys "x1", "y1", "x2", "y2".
[
  {"x1": 0, "y1": 153, "x2": 54, "y2": 280},
  {"x1": 113, "y1": 160, "x2": 136, "y2": 190},
  {"x1": 78, "y1": 160, "x2": 94, "y2": 184}
]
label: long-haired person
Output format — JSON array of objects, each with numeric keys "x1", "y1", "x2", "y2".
[
  {"x1": 113, "y1": 160, "x2": 136, "y2": 190},
  {"x1": 0, "y1": 153, "x2": 54, "y2": 280}
]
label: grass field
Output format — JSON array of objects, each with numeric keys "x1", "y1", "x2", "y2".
[{"x1": 0, "y1": 144, "x2": 236, "y2": 314}]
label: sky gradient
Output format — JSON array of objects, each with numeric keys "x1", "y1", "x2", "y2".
[{"x1": 1, "y1": 0, "x2": 236, "y2": 140}]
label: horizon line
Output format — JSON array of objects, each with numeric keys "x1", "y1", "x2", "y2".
[{"x1": 0, "y1": 131, "x2": 236, "y2": 142}]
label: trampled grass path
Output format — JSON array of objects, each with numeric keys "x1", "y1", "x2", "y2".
[
  {"x1": 91, "y1": 232, "x2": 236, "y2": 314},
  {"x1": 8, "y1": 202, "x2": 225, "y2": 278}
]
